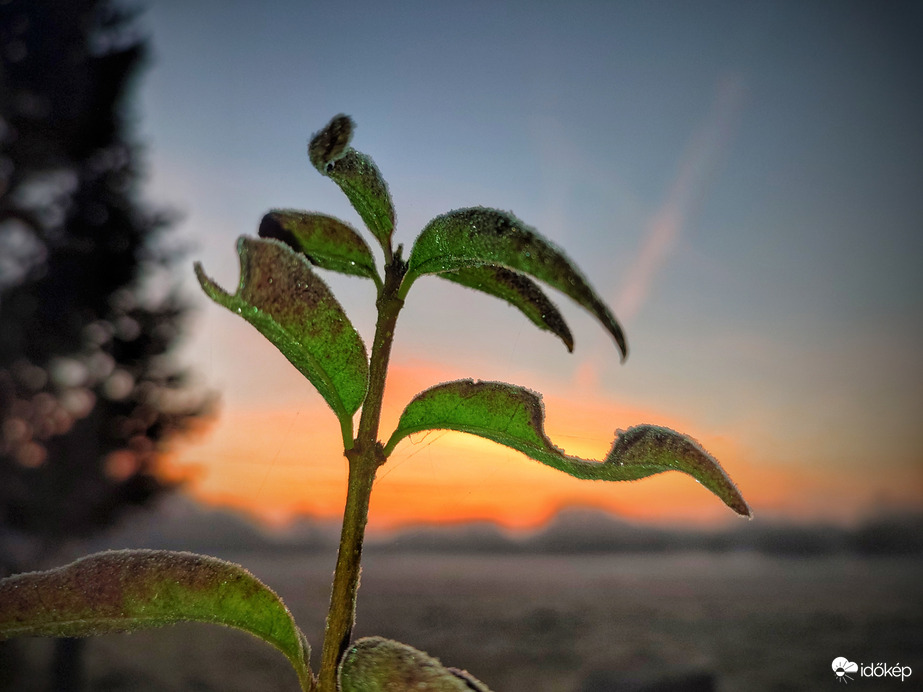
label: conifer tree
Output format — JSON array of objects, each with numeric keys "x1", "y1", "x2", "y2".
[{"x1": 0, "y1": 0, "x2": 207, "y2": 597}]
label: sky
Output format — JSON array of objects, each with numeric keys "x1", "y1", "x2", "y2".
[{"x1": 134, "y1": 0, "x2": 923, "y2": 530}]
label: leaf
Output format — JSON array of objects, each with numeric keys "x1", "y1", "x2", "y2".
[
  {"x1": 195, "y1": 237, "x2": 368, "y2": 428},
  {"x1": 0, "y1": 550, "x2": 313, "y2": 691},
  {"x1": 339, "y1": 637, "x2": 493, "y2": 692},
  {"x1": 308, "y1": 114, "x2": 395, "y2": 251},
  {"x1": 403, "y1": 207, "x2": 627, "y2": 360},
  {"x1": 439, "y1": 265, "x2": 574, "y2": 352},
  {"x1": 259, "y1": 209, "x2": 381, "y2": 286},
  {"x1": 385, "y1": 380, "x2": 750, "y2": 517}
]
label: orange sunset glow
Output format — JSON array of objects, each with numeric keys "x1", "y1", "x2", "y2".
[
  {"x1": 163, "y1": 359, "x2": 923, "y2": 531},
  {"x1": 134, "y1": 2, "x2": 923, "y2": 536},
  {"x1": 4, "y1": 5, "x2": 921, "y2": 691}
]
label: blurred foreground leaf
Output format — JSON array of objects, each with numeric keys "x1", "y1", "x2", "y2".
[
  {"x1": 195, "y1": 237, "x2": 368, "y2": 440},
  {"x1": 386, "y1": 380, "x2": 750, "y2": 517},
  {"x1": 0, "y1": 550, "x2": 313, "y2": 690},
  {"x1": 403, "y1": 207, "x2": 627, "y2": 359},
  {"x1": 339, "y1": 637, "x2": 493, "y2": 692}
]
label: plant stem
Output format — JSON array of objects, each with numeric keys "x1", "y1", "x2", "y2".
[
  {"x1": 316, "y1": 258, "x2": 405, "y2": 692},
  {"x1": 316, "y1": 447, "x2": 375, "y2": 691}
]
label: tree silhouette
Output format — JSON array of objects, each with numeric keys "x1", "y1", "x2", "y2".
[{"x1": 0, "y1": 1, "x2": 210, "y2": 687}]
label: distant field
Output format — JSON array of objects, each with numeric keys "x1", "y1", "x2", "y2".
[{"x1": 7, "y1": 552, "x2": 921, "y2": 691}]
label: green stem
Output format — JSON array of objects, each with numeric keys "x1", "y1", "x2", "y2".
[
  {"x1": 316, "y1": 446, "x2": 375, "y2": 691},
  {"x1": 316, "y1": 257, "x2": 405, "y2": 692}
]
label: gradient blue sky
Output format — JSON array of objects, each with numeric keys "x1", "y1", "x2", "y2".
[{"x1": 136, "y1": 1, "x2": 923, "y2": 526}]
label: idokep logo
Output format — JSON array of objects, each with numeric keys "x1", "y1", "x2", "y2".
[
  {"x1": 832, "y1": 657, "x2": 913, "y2": 683},
  {"x1": 833, "y1": 658, "x2": 859, "y2": 683}
]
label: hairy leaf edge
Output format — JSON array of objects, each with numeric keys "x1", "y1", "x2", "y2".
[
  {"x1": 385, "y1": 380, "x2": 750, "y2": 517},
  {"x1": 0, "y1": 550, "x2": 313, "y2": 691}
]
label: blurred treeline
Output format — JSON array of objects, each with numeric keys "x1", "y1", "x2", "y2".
[
  {"x1": 1, "y1": 1, "x2": 209, "y2": 689},
  {"x1": 95, "y1": 497, "x2": 923, "y2": 559},
  {"x1": 0, "y1": 0, "x2": 208, "y2": 574}
]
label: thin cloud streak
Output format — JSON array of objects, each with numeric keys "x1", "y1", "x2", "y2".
[{"x1": 615, "y1": 75, "x2": 745, "y2": 323}]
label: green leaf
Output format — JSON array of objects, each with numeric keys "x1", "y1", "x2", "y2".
[
  {"x1": 259, "y1": 209, "x2": 381, "y2": 286},
  {"x1": 439, "y1": 265, "x2": 574, "y2": 352},
  {"x1": 0, "y1": 550, "x2": 313, "y2": 692},
  {"x1": 385, "y1": 380, "x2": 750, "y2": 517},
  {"x1": 195, "y1": 237, "x2": 368, "y2": 434},
  {"x1": 308, "y1": 114, "x2": 395, "y2": 251},
  {"x1": 339, "y1": 637, "x2": 493, "y2": 692},
  {"x1": 403, "y1": 207, "x2": 627, "y2": 360}
]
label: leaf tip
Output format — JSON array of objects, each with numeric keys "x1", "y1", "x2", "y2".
[
  {"x1": 193, "y1": 260, "x2": 217, "y2": 294},
  {"x1": 735, "y1": 497, "x2": 754, "y2": 519},
  {"x1": 610, "y1": 425, "x2": 749, "y2": 518},
  {"x1": 309, "y1": 113, "x2": 354, "y2": 172},
  {"x1": 613, "y1": 326, "x2": 628, "y2": 363}
]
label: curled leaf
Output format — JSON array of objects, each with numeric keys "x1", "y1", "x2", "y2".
[
  {"x1": 309, "y1": 114, "x2": 395, "y2": 251},
  {"x1": 403, "y1": 207, "x2": 627, "y2": 360},
  {"x1": 339, "y1": 637, "x2": 493, "y2": 692},
  {"x1": 0, "y1": 550, "x2": 313, "y2": 691},
  {"x1": 308, "y1": 113, "x2": 353, "y2": 169},
  {"x1": 385, "y1": 380, "x2": 750, "y2": 517},
  {"x1": 195, "y1": 237, "x2": 368, "y2": 433},
  {"x1": 259, "y1": 210, "x2": 381, "y2": 286},
  {"x1": 440, "y1": 265, "x2": 574, "y2": 352}
]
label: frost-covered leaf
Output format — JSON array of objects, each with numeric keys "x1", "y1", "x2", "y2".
[
  {"x1": 259, "y1": 210, "x2": 380, "y2": 284},
  {"x1": 339, "y1": 637, "x2": 493, "y2": 692},
  {"x1": 386, "y1": 380, "x2": 750, "y2": 517},
  {"x1": 439, "y1": 265, "x2": 574, "y2": 351},
  {"x1": 308, "y1": 114, "x2": 394, "y2": 251},
  {"x1": 0, "y1": 550, "x2": 313, "y2": 691},
  {"x1": 404, "y1": 207, "x2": 627, "y2": 360},
  {"x1": 195, "y1": 237, "x2": 368, "y2": 427}
]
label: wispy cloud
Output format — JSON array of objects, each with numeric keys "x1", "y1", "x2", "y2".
[{"x1": 614, "y1": 74, "x2": 745, "y2": 322}]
